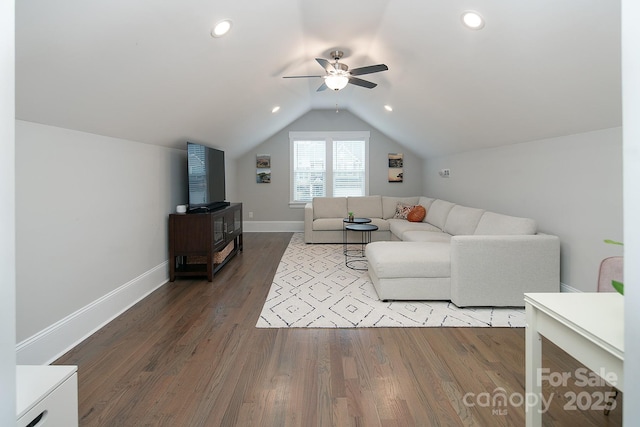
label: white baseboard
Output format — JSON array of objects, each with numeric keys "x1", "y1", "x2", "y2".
[
  {"x1": 560, "y1": 282, "x2": 581, "y2": 293},
  {"x1": 16, "y1": 262, "x2": 169, "y2": 365},
  {"x1": 243, "y1": 220, "x2": 303, "y2": 232}
]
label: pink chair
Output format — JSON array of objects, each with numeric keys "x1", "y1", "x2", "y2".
[
  {"x1": 597, "y1": 256, "x2": 624, "y2": 293},
  {"x1": 597, "y1": 256, "x2": 623, "y2": 415}
]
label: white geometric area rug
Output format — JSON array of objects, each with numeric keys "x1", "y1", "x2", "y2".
[{"x1": 256, "y1": 233, "x2": 525, "y2": 328}]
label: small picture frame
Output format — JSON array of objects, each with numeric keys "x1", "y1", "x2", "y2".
[
  {"x1": 388, "y1": 153, "x2": 403, "y2": 168},
  {"x1": 388, "y1": 168, "x2": 403, "y2": 182},
  {"x1": 256, "y1": 154, "x2": 271, "y2": 168},
  {"x1": 256, "y1": 169, "x2": 271, "y2": 183}
]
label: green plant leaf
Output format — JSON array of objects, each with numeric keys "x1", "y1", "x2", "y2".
[
  {"x1": 611, "y1": 280, "x2": 624, "y2": 295},
  {"x1": 604, "y1": 239, "x2": 624, "y2": 246}
]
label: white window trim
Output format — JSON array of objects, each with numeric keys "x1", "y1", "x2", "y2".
[{"x1": 289, "y1": 131, "x2": 370, "y2": 208}]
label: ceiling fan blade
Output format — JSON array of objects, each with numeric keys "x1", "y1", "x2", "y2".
[
  {"x1": 349, "y1": 64, "x2": 388, "y2": 76},
  {"x1": 316, "y1": 58, "x2": 333, "y2": 72},
  {"x1": 316, "y1": 82, "x2": 329, "y2": 92},
  {"x1": 348, "y1": 76, "x2": 377, "y2": 89},
  {"x1": 282, "y1": 75, "x2": 323, "y2": 79}
]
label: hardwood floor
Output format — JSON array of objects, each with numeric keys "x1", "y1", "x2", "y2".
[{"x1": 55, "y1": 232, "x2": 622, "y2": 426}]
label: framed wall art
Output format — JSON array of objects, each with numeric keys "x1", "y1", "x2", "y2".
[
  {"x1": 256, "y1": 154, "x2": 271, "y2": 183},
  {"x1": 256, "y1": 154, "x2": 271, "y2": 168},
  {"x1": 256, "y1": 169, "x2": 271, "y2": 183},
  {"x1": 388, "y1": 153, "x2": 403, "y2": 182}
]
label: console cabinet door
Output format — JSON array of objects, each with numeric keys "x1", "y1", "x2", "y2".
[
  {"x1": 212, "y1": 215, "x2": 226, "y2": 250},
  {"x1": 233, "y1": 207, "x2": 242, "y2": 233},
  {"x1": 225, "y1": 205, "x2": 242, "y2": 240}
]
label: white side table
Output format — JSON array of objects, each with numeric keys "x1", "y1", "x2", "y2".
[
  {"x1": 525, "y1": 292, "x2": 624, "y2": 426},
  {"x1": 16, "y1": 365, "x2": 78, "y2": 427}
]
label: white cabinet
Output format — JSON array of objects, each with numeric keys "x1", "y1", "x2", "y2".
[{"x1": 16, "y1": 365, "x2": 78, "y2": 427}]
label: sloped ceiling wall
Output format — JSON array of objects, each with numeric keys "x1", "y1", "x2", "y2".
[{"x1": 16, "y1": 1, "x2": 621, "y2": 159}]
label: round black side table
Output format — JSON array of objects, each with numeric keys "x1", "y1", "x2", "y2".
[
  {"x1": 343, "y1": 217, "x2": 372, "y2": 255},
  {"x1": 344, "y1": 223, "x2": 379, "y2": 270}
]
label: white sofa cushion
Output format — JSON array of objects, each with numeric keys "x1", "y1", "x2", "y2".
[
  {"x1": 366, "y1": 241, "x2": 451, "y2": 278},
  {"x1": 417, "y1": 197, "x2": 436, "y2": 222},
  {"x1": 444, "y1": 205, "x2": 486, "y2": 236},
  {"x1": 388, "y1": 218, "x2": 441, "y2": 239},
  {"x1": 312, "y1": 218, "x2": 345, "y2": 231},
  {"x1": 474, "y1": 212, "x2": 537, "y2": 235},
  {"x1": 369, "y1": 217, "x2": 391, "y2": 231},
  {"x1": 348, "y1": 195, "x2": 383, "y2": 219},
  {"x1": 424, "y1": 199, "x2": 455, "y2": 230},
  {"x1": 402, "y1": 230, "x2": 453, "y2": 243},
  {"x1": 313, "y1": 197, "x2": 347, "y2": 219},
  {"x1": 382, "y1": 196, "x2": 420, "y2": 219}
]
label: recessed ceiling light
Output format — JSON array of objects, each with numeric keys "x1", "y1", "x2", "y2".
[
  {"x1": 461, "y1": 11, "x2": 485, "y2": 30},
  {"x1": 384, "y1": 105, "x2": 393, "y2": 112},
  {"x1": 271, "y1": 106, "x2": 280, "y2": 113},
  {"x1": 211, "y1": 19, "x2": 232, "y2": 38}
]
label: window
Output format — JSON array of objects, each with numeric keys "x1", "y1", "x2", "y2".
[{"x1": 290, "y1": 131, "x2": 369, "y2": 206}]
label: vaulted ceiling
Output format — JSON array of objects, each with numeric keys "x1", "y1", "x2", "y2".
[{"x1": 16, "y1": 1, "x2": 621, "y2": 159}]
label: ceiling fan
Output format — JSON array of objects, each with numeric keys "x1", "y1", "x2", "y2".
[{"x1": 283, "y1": 50, "x2": 388, "y2": 92}]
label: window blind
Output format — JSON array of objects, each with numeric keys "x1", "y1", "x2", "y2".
[
  {"x1": 293, "y1": 140, "x2": 326, "y2": 202},
  {"x1": 333, "y1": 140, "x2": 365, "y2": 197}
]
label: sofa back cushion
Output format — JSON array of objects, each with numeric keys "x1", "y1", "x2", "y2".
[
  {"x1": 424, "y1": 199, "x2": 456, "y2": 230},
  {"x1": 417, "y1": 197, "x2": 436, "y2": 223},
  {"x1": 348, "y1": 195, "x2": 383, "y2": 219},
  {"x1": 382, "y1": 196, "x2": 419, "y2": 219},
  {"x1": 474, "y1": 211, "x2": 537, "y2": 235},
  {"x1": 313, "y1": 197, "x2": 347, "y2": 219},
  {"x1": 444, "y1": 206, "x2": 485, "y2": 235}
]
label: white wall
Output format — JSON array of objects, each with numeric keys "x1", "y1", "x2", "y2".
[
  {"x1": 225, "y1": 156, "x2": 239, "y2": 204},
  {"x1": 0, "y1": 0, "x2": 16, "y2": 424},
  {"x1": 235, "y1": 109, "x2": 424, "y2": 224},
  {"x1": 622, "y1": 0, "x2": 640, "y2": 421},
  {"x1": 15, "y1": 121, "x2": 187, "y2": 363},
  {"x1": 423, "y1": 128, "x2": 623, "y2": 292}
]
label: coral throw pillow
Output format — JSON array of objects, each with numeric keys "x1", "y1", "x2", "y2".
[{"x1": 407, "y1": 205, "x2": 427, "y2": 222}]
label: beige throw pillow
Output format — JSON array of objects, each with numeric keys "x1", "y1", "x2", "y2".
[{"x1": 393, "y1": 203, "x2": 414, "y2": 219}]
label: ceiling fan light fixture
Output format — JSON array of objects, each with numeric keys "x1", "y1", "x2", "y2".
[
  {"x1": 211, "y1": 19, "x2": 232, "y2": 37},
  {"x1": 461, "y1": 11, "x2": 484, "y2": 30},
  {"x1": 283, "y1": 51, "x2": 387, "y2": 92},
  {"x1": 325, "y1": 74, "x2": 349, "y2": 91}
]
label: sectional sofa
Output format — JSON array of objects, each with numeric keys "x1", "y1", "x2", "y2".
[{"x1": 304, "y1": 195, "x2": 560, "y2": 307}]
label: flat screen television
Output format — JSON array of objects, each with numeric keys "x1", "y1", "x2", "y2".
[{"x1": 187, "y1": 142, "x2": 229, "y2": 212}]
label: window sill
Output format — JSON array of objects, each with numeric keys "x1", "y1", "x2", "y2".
[{"x1": 289, "y1": 202, "x2": 308, "y2": 209}]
